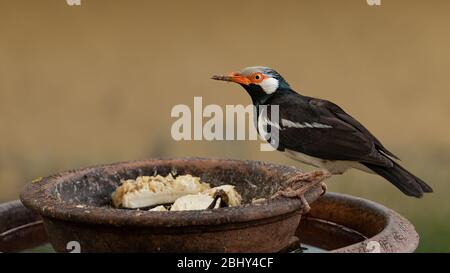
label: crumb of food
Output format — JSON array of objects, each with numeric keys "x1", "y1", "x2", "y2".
[
  {"x1": 149, "y1": 205, "x2": 168, "y2": 212},
  {"x1": 252, "y1": 198, "x2": 266, "y2": 204},
  {"x1": 111, "y1": 174, "x2": 210, "y2": 209},
  {"x1": 75, "y1": 205, "x2": 86, "y2": 209},
  {"x1": 31, "y1": 177, "x2": 44, "y2": 184}
]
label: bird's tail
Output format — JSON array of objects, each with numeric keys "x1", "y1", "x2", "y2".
[{"x1": 363, "y1": 161, "x2": 433, "y2": 198}]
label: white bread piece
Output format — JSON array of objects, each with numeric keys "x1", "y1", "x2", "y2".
[
  {"x1": 170, "y1": 194, "x2": 220, "y2": 211},
  {"x1": 169, "y1": 185, "x2": 242, "y2": 211},
  {"x1": 111, "y1": 174, "x2": 210, "y2": 209}
]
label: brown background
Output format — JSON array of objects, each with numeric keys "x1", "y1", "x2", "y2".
[{"x1": 0, "y1": 0, "x2": 449, "y2": 252}]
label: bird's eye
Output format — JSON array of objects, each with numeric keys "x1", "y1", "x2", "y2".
[{"x1": 253, "y1": 73, "x2": 264, "y2": 82}]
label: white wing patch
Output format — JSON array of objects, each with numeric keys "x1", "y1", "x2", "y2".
[
  {"x1": 311, "y1": 122, "x2": 333, "y2": 128},
  {"x1": 281, "y1": 119, "x2": 332, "y2": 129},
  {"x1": 259, "y1": 114, "x2": 281, "y2": 130}
]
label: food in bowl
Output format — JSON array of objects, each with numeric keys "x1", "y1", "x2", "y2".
[
  {"x1": 111, "y1": 174, "x2": 242, "y2": 211},
  {"x1": 111, "y1": 174, "x2": 210, "y2": 208}
]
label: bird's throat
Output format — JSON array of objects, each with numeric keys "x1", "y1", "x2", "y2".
[{"x1": 243, "y1": 84, "x2": 276, "y2": 106}]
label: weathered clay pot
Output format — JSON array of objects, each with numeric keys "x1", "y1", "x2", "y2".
[
  {"x1": 19, "y1": 158, "x2": 323, "y2": 253},
  {"x1": 298, "y1": 192, "x2": 419, "y2": 253},
  {"x1": 2, "y1": 192, "x2": 419, "y2": 253}
]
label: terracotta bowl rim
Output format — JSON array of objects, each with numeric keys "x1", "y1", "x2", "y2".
[{"x1": 20, "y1": 157, "x2": 323, "y2": 228}]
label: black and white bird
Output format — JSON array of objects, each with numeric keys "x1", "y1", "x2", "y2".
[{"x1": 212, "y1": 66, "x2": 433, "y2": 198}]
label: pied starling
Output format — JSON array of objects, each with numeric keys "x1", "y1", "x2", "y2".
[{"x1": 212, "y1": 66, "x2": 433, "y2": 199}]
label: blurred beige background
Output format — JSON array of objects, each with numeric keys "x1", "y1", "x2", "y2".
[{"x1": 0, "y1": 0, "x2": 449, "y2": 252}]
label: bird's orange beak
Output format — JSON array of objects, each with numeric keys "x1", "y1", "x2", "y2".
[{"x1": 211, "y1": 72, "x2": 251, "y2": 85}]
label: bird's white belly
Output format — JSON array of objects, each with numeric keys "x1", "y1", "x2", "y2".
[{"x1": 284, "y1": 149, "x2": 374, "y2": 175}]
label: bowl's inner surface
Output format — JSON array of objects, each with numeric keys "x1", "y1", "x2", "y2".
[{"x1": 52, "y1": 160, "x2": 291, "y2": 208}]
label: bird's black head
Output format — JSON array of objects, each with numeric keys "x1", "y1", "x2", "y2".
[{"x1": 212, "y1": 66, "x2": 291, "y2": 104}]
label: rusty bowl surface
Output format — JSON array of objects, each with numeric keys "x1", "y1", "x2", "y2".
[
  {"x1": 0, "y1": 200, "x2": 48, "y2": 252},
  {"x1": 298, "y1": 192, "x2": 420, "y2": 253},
  {"x1": 20, "y1": 158, "x2": 323, "y2": 253}
]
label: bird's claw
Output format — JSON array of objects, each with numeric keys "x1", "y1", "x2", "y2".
[{"x1": 271, "y1": 170, "x2": 331, "y2": 213}]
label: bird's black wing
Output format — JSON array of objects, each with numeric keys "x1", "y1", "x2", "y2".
[
  {"x1": 309, "y1": 98, "x2": 400, "y2": 159},
  {"x1": 265, "y1": 93, "x2": 393, "y2": 167}
]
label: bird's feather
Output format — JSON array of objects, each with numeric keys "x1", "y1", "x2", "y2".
[
  {"x1": 262, "y1": 90, "x2": 393, "y2": 167},
  {"x1": 309, "y1": 98, "x2": 400, "y2": 160}
]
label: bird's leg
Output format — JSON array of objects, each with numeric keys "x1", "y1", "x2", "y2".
[{"x1": 272, "y1": 170, "x2": 332, "y2": 213}]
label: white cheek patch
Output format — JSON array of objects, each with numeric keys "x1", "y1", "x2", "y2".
[{"x1": 260, "y1": 78, "x2": 279, "y2": 94}]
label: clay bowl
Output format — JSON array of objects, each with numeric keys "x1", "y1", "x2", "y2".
[
  {"x1": 20, "y1": 158, "x2": 323, "y2": 253},
  {"x1": 297, "y1": 193, "x2": 420, "y2": 253},
  {"x1": 3, "y1": 193, "x2": 420, "y2": 253}
]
